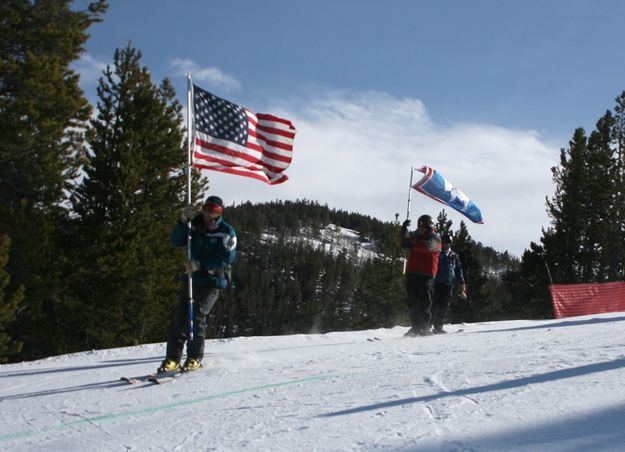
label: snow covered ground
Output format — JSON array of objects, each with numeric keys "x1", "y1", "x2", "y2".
[{"x1": 2, "y1": 312, "x2": 625, "y2": 451}]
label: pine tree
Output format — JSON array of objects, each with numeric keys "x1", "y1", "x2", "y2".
[
  {"x1": 353, "y1": 257, "x2": 406, "y2": 329},
  {"x1": 69, "y1": 44, "x2": 189, "y2": 349},
  {"x1": 0, "y1": 235, "x2": 24, "y2": 362},
  {"x1": 609, "y1": 93, "x2": 625, "y2": 279},
  {"x1": 503, "y1": 242, "x2": 553, "y2": 319},
  {"x1": 544, "y1": 128, "x2": 590, "y2": 283},
  {"x1": 436, "y1": 210, "x2": 453, "y2": 238},
  {"x1": 545, "y1": 113, "x2": 622, "y2": 283},
  {"x1": 0, "y1": 0, "x2": 107, "y2": 359},
  {"x1": 585, "y1": 111, "x2": 618, "y2": 280},
  {"x1": 452, "y1": 221, "x2": 489, "y2": 319}
]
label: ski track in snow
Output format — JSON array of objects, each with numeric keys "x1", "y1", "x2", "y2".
[{"x1": 2, "y1": 314, "x2": 625, "y2": 450}]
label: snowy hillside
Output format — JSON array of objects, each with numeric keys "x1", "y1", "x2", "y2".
[
  {"x1": 2, "y1": 313, "x2": 625, "y2": 451},
  {"x1": 261, "y1": 223, "x2": 379, "y2": 261}
]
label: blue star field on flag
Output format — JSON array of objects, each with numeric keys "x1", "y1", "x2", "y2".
[{"x1": 194, "y1": 86, "x2": 248, "y2": 145}]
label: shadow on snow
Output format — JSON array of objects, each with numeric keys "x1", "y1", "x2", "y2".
[
  {"x1": 0, "y1": 356, "x2": 162, "y2": 379},
  {"x1": 481, "y1": 315, "x2": 625, "y2": 334},
  {"x1": 320, "y1": 356, "x2": 625, "y2": 417}
]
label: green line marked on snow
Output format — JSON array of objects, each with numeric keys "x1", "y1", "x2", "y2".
[{"x1": 0, "y1": 373, "x2": 338, "y2": 443}]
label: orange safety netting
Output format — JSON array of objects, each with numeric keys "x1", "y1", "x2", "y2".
[{"x1": 549, "y1": 281, "x2": 625, "y2": 319}]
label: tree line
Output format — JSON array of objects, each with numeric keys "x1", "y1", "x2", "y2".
[
  {"x1": 502, "y1": 94, "x2": 625, "y2": 319},
  {"x1": 2, "y1": 1, "x2": 624, "y2": 363},
  {"x1": 214, "y1": 200, "x2": 521, "y2": 340}
]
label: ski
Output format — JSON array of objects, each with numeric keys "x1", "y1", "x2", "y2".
[
  {"x1": 121, "y1": 365, "x2": 203, "y2": 385},
  {"x1": 120, "y1": 370, "x2": 182, "y2": 385},
  {"x1": 147, "y1": 370, "x2": 183, "y2": 384},
  {"x1": 120, "y1": 374, "x2": 155, "y2": 384},
  {"x1": 149, "y1": 366, "x2": 207, "y2": 384}
]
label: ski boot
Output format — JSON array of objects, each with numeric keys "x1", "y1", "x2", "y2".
[
  {"x1": 182, "y1": 357, "x2": 202, "y2": 372},
  {"x1": 157, "y1": 358, "x2": 180, "y2": 374}
]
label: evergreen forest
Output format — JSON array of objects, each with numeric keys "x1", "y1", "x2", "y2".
[{"x1": 1, "y1": 1, "x2": 624, "y2": 363}]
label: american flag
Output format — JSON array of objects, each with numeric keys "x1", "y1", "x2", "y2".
[{"x1": 192, "y1": 84, "x2": 296, "y2": 185}]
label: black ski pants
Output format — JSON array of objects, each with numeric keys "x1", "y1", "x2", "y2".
[
  {"x1": 165, "y1": 279, "x2": 220, "y2": 362},
  {"x1": 405, "y1": 273, "x2": 435, "y2": 332},
  {"x1": 431, "y1": 283, "x2": 453, "y2": 329}
]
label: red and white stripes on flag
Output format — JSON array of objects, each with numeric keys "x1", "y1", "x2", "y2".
[{"x1": 191, "y1": 84, "x2": 296, "y2": 185}]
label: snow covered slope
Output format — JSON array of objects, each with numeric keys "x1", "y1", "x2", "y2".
[
  {"x1": 2, "y1": 313, "x2": 625, "y2": 451},
  {"x1": 261, "y1": 223, "x2": 379, "y2": 261}
]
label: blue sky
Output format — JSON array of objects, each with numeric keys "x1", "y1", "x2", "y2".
[{"x1": 74, "y1": 0, "x2": 625, "y2": 256}]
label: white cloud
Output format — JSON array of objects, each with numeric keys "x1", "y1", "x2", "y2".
[
  {"x1": 72, "y1": 52, "x2": 109, "y2": 85},
  {"x1": 194, "y1": 91, "x2": 559, "y2": 257},
  {"x1": 170, "y1": 58, "x2": 241, "y2": 91}
]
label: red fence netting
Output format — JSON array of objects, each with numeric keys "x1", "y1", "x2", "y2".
[{"x1": 549, "y1": 281, "x2": 625, "y2": 319}]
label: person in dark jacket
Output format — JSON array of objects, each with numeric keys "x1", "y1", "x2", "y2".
[
  {"x1": 400, "y1": 214, "x2": 442, "y2": 336},
  {"x1": 157, "y1": 195, "x2": 237, "y2": 373},
  {"x1": 431, "y1": 233, "x2": 466, "y2": 334}
]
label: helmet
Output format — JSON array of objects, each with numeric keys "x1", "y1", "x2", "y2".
[
  {"x1": 417, "y1": 214, "x2": 434, "y2": 228},
  {"x1": 202, "y1": 195, "x2": 224, "y2": 215}
]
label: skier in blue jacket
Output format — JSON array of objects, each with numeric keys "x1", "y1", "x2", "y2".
[
  {"x1": 431, "y1": 233, "x2": 466, "y2": 334},
  {"x1": 158, "y1": 195, "x2": 237, "y2": 373}
]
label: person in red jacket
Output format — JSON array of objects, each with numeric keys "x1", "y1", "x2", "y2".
[{"x1": 400, "y1": 214, "x2": 442, "y2": 336}]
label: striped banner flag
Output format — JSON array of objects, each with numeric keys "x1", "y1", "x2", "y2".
[
  {"x1": 412, "y1": 165, "x2": 484, "y2": 224},
  {"x1": 192, "y1": 84, "x2": 296, "y2": 184}
]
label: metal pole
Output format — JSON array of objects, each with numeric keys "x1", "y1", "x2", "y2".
[
  {"x1": 406, "y1": 166, "x2": 414, "y2": 220},
  {"x1": 543, "y1": 256, "x2": 555, "y2": 286},
  {"x1": 403, "y1": 167, "x2": 415, "y2": 274},
  {"x1": 186, "y1": 74, "x2": 195, "y2": 341}
]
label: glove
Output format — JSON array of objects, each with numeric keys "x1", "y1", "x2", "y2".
[
  {"x1": 184, "y1": 259, "x2": 200, "y2": 274},
  {"x1": 180, "y1": 205, "x2": 197, "y2": 222},
  {"x1": 458, "y1": 283, "x2": 467, "y2": 299},
  {"x1": 402, "y1": 219, "x2": 411, "y2": 229}
]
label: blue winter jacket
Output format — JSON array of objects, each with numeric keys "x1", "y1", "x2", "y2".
[
  {"x1": 171, "y1": 214, "x2": 237, "y2": 288},
  {"x1": 435, "y1": 249, "x2": 464, "y2": 287}
]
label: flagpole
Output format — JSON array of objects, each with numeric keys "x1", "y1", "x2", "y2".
[
  {"x1": 186, "y1": 73, "x2": 195, "y2": 341},
  {"x1": 406, "y1": 166, "x2": 414, "y2": 220},
  {"x1": 403, "y1": 167, "x2": 415, "y2": 274}
]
